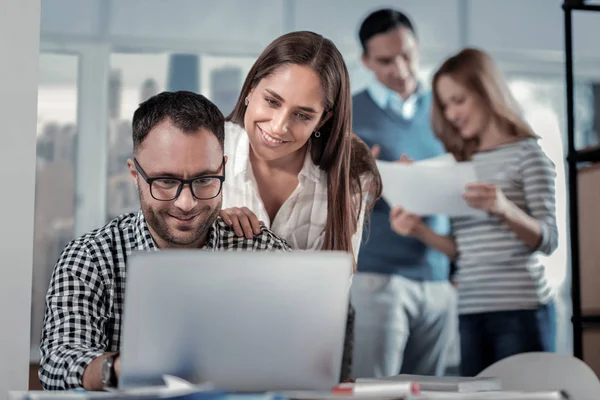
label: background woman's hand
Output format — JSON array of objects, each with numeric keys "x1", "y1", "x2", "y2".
[
  {"x1": 389, "y1": 206, "x2": 424, "y2": 237},
  {"x1": 219, "y1": 207, "x2": 264, "y2": 239},
  {"x1": 369, "y1": 145, "x2": 413, "y2": 165},
  {"x1": 463, "y1": 183, "x2": 510, "y2": 216}
]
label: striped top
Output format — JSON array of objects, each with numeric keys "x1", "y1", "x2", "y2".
[{"x1": 452, "y1": 138, "x2": 559, "y2": 315}]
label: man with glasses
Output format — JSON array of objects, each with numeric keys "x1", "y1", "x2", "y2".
[{"x1": 39, "y1": 91, "x2": 290, "y2": 391}]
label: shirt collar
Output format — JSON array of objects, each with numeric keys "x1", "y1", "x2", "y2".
[
  {"x1": 228, "y1": 121, "x2": 324, "y2": 184},
  {"x1": 367, "y1": 78, "x2": 397, "y2": 110},
  {"x1": 202, "y1": 218, "x2": 221, "y2": 250},
  {"x1": 298, "y1": 147, "x2": 324, "y2": 183},
  {"x1": 227, "y1": 121, "x2": 252, "y2": 178},
  {"x1": 367, "y1": 78, "x2": 424, "y2": 119},
  {"x1": 134, "y1": 210, "x2": 158, "y2": 251}
]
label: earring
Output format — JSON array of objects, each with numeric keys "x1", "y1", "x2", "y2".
[
  {"x1": 244, "y1": 97, "x2": 249, "y2": 106},
  {"x1": 313, "y1": 131, "x2": 321, "y2": 138}
]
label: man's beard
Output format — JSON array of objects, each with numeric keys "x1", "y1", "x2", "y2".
[{"x1": 140, "y1": 190, "x2": 221, "y2": 248}]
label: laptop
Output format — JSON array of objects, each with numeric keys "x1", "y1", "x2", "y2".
[{"x1": 118, "y1": 250, "x2": 353, "y2": 392}]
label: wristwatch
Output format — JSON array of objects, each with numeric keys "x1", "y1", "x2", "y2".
[{"x1": 101, "y1": 353, "x2": 119, "y2": 389}]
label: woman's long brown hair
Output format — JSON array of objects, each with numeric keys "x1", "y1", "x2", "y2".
[
  {"x1": 431, "y1": 48, "x2": 537, "y2": 161},
  {"x1": 227, "y1": 31, "x2": 381, "y2": 266}
]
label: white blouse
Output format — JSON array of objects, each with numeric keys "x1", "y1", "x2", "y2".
[{"x1": 222, "y1": 121, "x2": 366, "y2": 261}]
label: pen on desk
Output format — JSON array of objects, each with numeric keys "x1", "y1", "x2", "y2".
[{"x1": 331, "y1": 381, "x2": 421, "y2": 396}]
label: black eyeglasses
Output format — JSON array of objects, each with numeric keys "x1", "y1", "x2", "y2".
[{"x1": 133, "y1": 158, "x2": 225, "y2": 201}]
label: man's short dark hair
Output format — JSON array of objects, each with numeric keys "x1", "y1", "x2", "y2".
[
  {"x1": 358, "y1": 8, "x2": 417, "y2": 54},
  {"x1": 132, "y1": 91, "x2": 224, "y2": 152}
]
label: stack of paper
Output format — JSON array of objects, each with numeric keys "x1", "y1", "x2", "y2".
[
  {"x1": 357, "y1": 374, "x2": 501, "y2": 393},
  {"x1": 416, "y1": 390, "x2": 568, "y2": 399}
]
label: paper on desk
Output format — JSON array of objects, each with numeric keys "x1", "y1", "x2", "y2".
[
  {"x1": 275, "y1": 390, "x2": 417, "y2": 400},
  {"x1": 418, "y1": 390, "x2": 567, "y2": 399},
  {"x1": 104, "y1": 375, "x2": 216, "y2": 399},
  {"x1": 376, "y1": 160, "x2": 485, "y2": 217},
  {"x1": 163, "y1": 375, "x2": 215, "y2": 391}
]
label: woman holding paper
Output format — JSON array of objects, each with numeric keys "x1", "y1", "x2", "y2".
[{"x1": 389, "y1": 48, "x2": 558, "y2": 377}]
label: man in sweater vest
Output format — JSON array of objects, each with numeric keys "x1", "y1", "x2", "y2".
[{"x1": 350, "y1": 8, "x2": 456, "y2": 378}]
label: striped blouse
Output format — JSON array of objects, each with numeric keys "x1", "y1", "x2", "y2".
[{"x1": 452, "y1": 138, "x2": 559, "y2": 315}]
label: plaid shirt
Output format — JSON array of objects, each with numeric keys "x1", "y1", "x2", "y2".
[{"x1": 39, "y1": 211, "x2": 290, "y2": 391}]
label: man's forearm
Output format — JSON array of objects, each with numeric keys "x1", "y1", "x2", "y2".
[{"x1": 416, "y1": 225, "x2": 458, "y2": 260}]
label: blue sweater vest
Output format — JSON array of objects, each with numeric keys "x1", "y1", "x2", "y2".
[{"x1": 353, "y1": 89, "x2": 450, "y2": 281}]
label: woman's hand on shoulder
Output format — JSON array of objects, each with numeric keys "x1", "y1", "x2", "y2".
[{"x1": 219, "y1": 207, "x2": 264, "y2": 239}]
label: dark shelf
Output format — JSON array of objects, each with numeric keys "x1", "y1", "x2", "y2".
[
  {"x1": 563, "y1": 4, "x2": 600, "y2": 11},
  {"x1": 568, "y1": 147, "x2": 600, "y2": 163},
  {"x1": 573, "y1": 315, "x2": 600, "y2": 323},
  {"x1": 562, "y1": 0, "x2": 600, "y2": 361},
  {"x1": 579, "y1": 316, "x2": 600, "y2": 329}
]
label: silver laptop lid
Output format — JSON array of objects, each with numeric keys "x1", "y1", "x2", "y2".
[{"x1": 119, "y1": 250, "x2": 353, "y2": 392}]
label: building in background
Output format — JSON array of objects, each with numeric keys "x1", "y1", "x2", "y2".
[
  {"x1": 31, "y1": 122, "x2": 76, "y2": 350},
  {"x1": 210, "y1": 66, "x2": 242, "y2": 117}
]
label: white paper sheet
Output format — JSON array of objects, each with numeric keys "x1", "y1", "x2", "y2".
[
  {"x1": 376, "y1": 160, "x2": 485, "y2": 217},
  {"x1": 418, "y1": 390, "x2": 566, "y2": 399},
  {"x1": 415, "y1": 153, "x2": 457, "y2": 167}
]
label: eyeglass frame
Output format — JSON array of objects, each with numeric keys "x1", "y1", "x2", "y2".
[{"x1": 133, "y1": 157, "x2": 226, "y2": 201}]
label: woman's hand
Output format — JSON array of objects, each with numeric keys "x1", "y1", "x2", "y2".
[
  {"x1": 391, "y1": 205, "x2": 459, "y2": 259},
  {"x1": 463, "y1": 183, "x2": 510, "y2": 217},
  {"x1": 219, "y1": 207, "x2": 264, "y2": 239},
  {"x1": 369, "y1": 145, "x2": 413, "y2": 165},
  {"x1": 389, "y1": 206, "x2": 424, "y2": 237}
]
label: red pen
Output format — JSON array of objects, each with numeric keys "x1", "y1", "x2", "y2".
[{"x1": 331, "y1": 381, "x2": 421, "y2": 397}]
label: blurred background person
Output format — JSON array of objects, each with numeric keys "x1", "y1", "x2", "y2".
[
  {"x1": 350, "y1": 8, "x2": 456, "y2": 378},
  {"x1": 390, "y1": 48, "x2": 558, "y2": 377}
]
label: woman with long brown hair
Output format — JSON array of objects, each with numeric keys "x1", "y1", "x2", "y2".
[
  {"x1": 389, "y1": 48, "x2": 558, "y2": 376},
  {"x1": 219, "y1": 31, "x2": 382, "y2": 381}
]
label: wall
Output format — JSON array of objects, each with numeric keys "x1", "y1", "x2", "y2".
[{"x1": 0, "y1": 0, "x2": 41, "y2": 396}]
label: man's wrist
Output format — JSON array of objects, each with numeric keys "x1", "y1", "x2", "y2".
[
  {"x1": 101, "y1": 352, "x2": 120, "y2": 388},
  {"x1": 413, "y1": 222, "x2": 428, "y2": 240}
]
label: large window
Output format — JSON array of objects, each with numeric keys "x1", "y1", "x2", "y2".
[
  {"x1": 106, "y1": 53, "x2": 256, "y2": 221},
  {"x1": 31, "y1": 53, "x2": 79, "y2": 359},
  {"x1": 106, "y1": 53, "x2": 169, "y2": 220},
  {"x1": 509, "y1": 78, "x2": 569, "y2": 290},
  {"x1": 200, "y1": 54, "x2": 256, "y2": 116}
]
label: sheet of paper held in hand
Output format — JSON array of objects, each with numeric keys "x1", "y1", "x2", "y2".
[{"x1": 376, "y1": 155, "x2": 486, "y2": 217}]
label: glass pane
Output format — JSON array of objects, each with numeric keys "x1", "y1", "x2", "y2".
[
  {"x1": 106, "y1": 52, "x2": 257, "y2": 222},
  {"x1": 106, "y1": 53, "x2": 170, "y2": 220},
  {"x1": 508, "y1": 77, "x2": 576, "y2": 356},
  {"x1": 31, "y1": 53, "x2": 79, "y2": 359},
  {"x1": 200, "y1": 54, "x2": 255, "y2": 117}
]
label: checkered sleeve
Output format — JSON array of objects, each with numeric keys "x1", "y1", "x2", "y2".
[
  {"x1": 39, "y1": 240, "x2": 109, "y2": 390},
  {"x1": 215, "y1": 218, "x2": 291, "y2": 251},
  {"x1": 253, "y1": 227, "x2": 292, "y2": 251}
]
